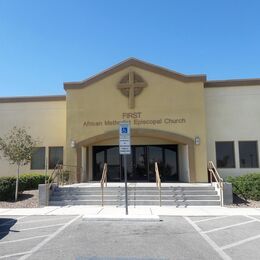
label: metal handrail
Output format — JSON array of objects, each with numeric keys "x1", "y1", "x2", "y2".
[
  {"x1": 100, "y1": 163, "x2": 108, "y2": 206},
  {"x1": 46, "y1": 163, "x2": 81, "y2": 205},
  {"x1": 47, "y1": 164, "x2": 62, "y2": 189},
  {"x1": 208, "y1": 161, "x2": 224, "y2": 207},
  {"x1": 155, "y1": 162, "x2": 162, "y2": 207},
  {"x1": 45, "y1": 164, "x2": 62, "y2": 206}
]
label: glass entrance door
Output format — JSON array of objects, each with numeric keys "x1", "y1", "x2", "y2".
[
  {"x1": 93, "y1": 145, "x2": 179, "y2": 182},
  {"x1": 93, "y1": 146, "x2": 121, "y2": 182}
]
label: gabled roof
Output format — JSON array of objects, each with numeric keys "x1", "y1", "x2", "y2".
[{"x1": 64, "y1": 58, "x2": 207, "y2": 90}]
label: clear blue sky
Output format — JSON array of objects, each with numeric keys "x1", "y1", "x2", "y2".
[{"x1": 1, "y1": 0, "x2": 260, "y2": 97}]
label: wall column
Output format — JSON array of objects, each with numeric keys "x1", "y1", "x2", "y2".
[{"x1": 81, "y1": 146, "x2": 87, "y2": 182}]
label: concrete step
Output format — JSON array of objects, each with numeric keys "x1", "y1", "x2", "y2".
[
  {"x1": 49, "y1": 199, "x2": 221, "y2": 206},
  {"x1": 49, "y1": 184, "x2": 220, "y2": 207},
  {"x1": 53, "y1": 189, "x2": 217, "y2": 196},
  {"x1": 50, "y1": 194, "x2": 219, "y2": 201},
  {"x1": 57, "y1": 186, "x2": 215, "y2": 192}
]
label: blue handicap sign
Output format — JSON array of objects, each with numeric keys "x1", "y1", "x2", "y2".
[{"x1": 121, "y1": 127, "x2": 128, "y2": 134}]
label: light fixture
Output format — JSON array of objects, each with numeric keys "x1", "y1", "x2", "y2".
[
  {"x1": 71, "y1": 140, "x2": 76, "y2": 148},
  {"x1": 195, "y1": 136, "x2": 200, "y2": 145}
]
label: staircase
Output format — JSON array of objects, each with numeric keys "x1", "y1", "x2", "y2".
[{"x1": 49, "y1": 184, "x2": 221, "y2": 207}]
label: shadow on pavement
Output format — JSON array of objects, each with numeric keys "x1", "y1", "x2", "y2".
[
  {"x1": 0, "y1": 218, "x2": 18, "y2": 240},
  {"x1": 233, "y1": 194, "x2": 249, "y2": 205}
]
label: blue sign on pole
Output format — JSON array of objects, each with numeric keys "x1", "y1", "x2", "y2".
[{"x1": 119, "y1": 122, "x2": 131, "y2": 155}]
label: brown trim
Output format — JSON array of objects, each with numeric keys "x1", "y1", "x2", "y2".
[
  {"x1": 0, "y1": 95, "x2": 66, "y2": 103},
  {"x1": 64, "y1": 58, "x2": 206, "y2": 90},
  {"x1": 205, "y1": 78, "x2": 260, "y2": 88},
  {"x1": 76, "y1": 128, "x2": 196, "y2": 183}
]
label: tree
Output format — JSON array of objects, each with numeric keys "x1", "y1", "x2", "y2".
[{"x1": 0, "y1": 127, "x2": 38, "y2": 201}]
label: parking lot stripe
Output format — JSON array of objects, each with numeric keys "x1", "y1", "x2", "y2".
[
  {"x1": 0, "y1": 251, "x2": 32, "y2": 259},
  {"x1": 184, "y1": 217, "x2": 231, "y2": 260},
  {"x1": 245, "y1": 215, "x2": 260, "y2": 222},
  {"x1": 18, "y1": 216, "x2": 74, "y2": 225},
  {"x1": 203, "y1": 220, "x2": 256, "y2": 234},
  {"x1": 221, "y1": 234, "x2": 260, "y2": 250},
  {"x1": 0, "y1": 234, "x2": 49, "y2": 245},
  {"x1": 18, "y1": 223, "x2": 65, "y2": 231},
  {"x1": 194, "y1": 216, "x2": 229, "y2": 223},
  {"x1": 18, "y1": 215, "x2": 81, "y2": 260}
]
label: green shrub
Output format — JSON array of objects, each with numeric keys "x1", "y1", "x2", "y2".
[
  {"x1": 226, "y1": 173, "x2": 260, "y2": 201},
  {"x1": 0, "y1": 173, "x2": 47, "y2": 201},
  {"x1": 19, "y1": 173, "x2": 46, "y2": 191},
  {"x1": 0, "y1": 176, "x2": 16, "y2": 201}
]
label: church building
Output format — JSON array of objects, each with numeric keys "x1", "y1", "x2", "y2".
[{"x1": 0, "y1": 58, "x2": 259, "y2": 183}]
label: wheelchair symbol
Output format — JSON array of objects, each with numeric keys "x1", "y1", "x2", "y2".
[{"x1": 121, "y1": 127, "x2": 128, "y2": 134}]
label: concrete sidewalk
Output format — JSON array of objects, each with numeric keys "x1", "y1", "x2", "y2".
[{"x1": 0, "y1": 206, "x2": 260, "y2": 217}]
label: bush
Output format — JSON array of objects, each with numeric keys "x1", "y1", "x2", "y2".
[
  {"x1": 0, "y1": 177, "x2": 16, "y2": 201},
  {"x1": 0, "y1": 173, "x2": 47, "y2": 201},
  {"x1": 19, "y1": 173, "x2": 46, "y2": 191},
  {"x1": 226, "y1": 173, "x2": 260, "y2": 201}
]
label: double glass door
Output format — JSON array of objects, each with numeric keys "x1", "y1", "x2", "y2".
[{"x1": 93, "y1": 145, "x2": 178, "y2": 182}]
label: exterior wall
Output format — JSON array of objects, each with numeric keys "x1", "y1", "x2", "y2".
[
  {"x1": 66, "y1": 66, "x2": 208, "y2": 182},
  {"x1": 205, "y1": 85, "x2": 260, "y2": 178},
  {"x1": 0, "y1": 100, "x2": 66, "y2": 177}
]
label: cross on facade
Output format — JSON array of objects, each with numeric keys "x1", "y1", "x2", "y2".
[{"x1": 117, "y1": 71, "x2": 147, "y2": 109}]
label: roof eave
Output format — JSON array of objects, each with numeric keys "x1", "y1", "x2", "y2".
[{"x1": 64, "y1": 58, "x2": 206, "y2": 90}]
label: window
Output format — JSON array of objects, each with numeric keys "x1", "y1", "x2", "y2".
[
  {"x1": 49, "y1": 147, "x2": 63, "y2": 169},
  {"x1": 216, "y1": 142, "x2": 235, "y2": 168},
  {"x1": 239, "y1": 141, "x2": 259, "y2": 168},
  {"x1": 31, "y1": 147, "x2": 45, "y2": 170}
]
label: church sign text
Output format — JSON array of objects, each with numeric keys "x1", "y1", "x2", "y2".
[{"x1": 83, "y1": 112, "x2": 186, "y2": 127}]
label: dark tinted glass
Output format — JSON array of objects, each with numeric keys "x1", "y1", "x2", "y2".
[
  {"x1": 93, "y1": 148, "x2": 105, "y2": 181},
  {"x1": 49, "y1": 147, "x2": 63, "y2": 169},
  {"x1": 93, "y1": 145, "x2": 179, "y2": 182},
  {"x1": 239, "y1": 141, "x2": 259, "y2": 168},
  {"x1": 216, "y1": 142, "x2": 235, "y2": 168},
  {"x1": 106, "y1": 146, "x2": 120, "y2": 181},
  {"x1": 31, "y1": 147, "x2": 45, "y2": 170}
]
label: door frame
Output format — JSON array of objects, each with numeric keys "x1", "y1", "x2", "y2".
[{"x1": 75, "y1": 128, "x2": 195, "y2": 183}]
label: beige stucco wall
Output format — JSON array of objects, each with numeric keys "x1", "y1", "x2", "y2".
[
  {"x1": 205, "y1": 85, "x2": 260, "y2": 178},
  {"x1": 66, "y1": 66, "x2": 208, "y2": 182},
  {"x1": 0, "y1": 101, "x2": 66, "y2": 177}
]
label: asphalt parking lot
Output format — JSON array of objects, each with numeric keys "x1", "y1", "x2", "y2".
[{"x1": 0, "y1": 214, "x2": 260, "y2": 260}]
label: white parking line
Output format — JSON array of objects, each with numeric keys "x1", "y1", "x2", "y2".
[
  {"x1": 221, "y1": 234, "x2": 260, "y2": 250},
  {"x1": 184, "y1": 217, "x2": 231, "y2": 260},
  {"x1": 0, "y1": 251, "x2": 31, "y2": 259},
  {"x1": 0, "y1": 235, "x2": 49, "y2": 244},
  {"x1": 194, "y1": 216, "x2": 229, "y2": 223},
  {"x1": 18, "y1": 215, "x2": 81, "y2": 260},
  {"x1": 18, "y1": 216, "x2": 74, "y2": 225},
  {"x1": 18, "y1": 223, "x2": 65, "y2": 231},
  {"x1": 203, "y1": 220, "x2": 256, "y2": 234},
  {"x1": 245, "y1": 215, "x2": 260, "y2": 222}
]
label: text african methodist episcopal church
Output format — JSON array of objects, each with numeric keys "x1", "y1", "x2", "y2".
[{"x1": 0, "y1": 58, "x2": 260, "y2": 184}]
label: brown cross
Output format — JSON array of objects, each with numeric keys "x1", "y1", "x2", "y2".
[{"x1": 117, "y1": 71, "x2": 147, "y2": 109}]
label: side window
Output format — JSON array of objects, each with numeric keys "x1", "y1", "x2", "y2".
[
  {"x1": 31, "y1": 147, "x2": 46, "y2": 170},
  {"x1": 49, "y1": 147, "x2": 63, "y2": 169},
  {"x1": 215, "y1": 141, "x2": 235, "y2": 168},
  {"x1": 239, "y1": 141, "x2": 259, "y2": 168}
]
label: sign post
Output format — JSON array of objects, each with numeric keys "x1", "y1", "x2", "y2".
[{"x1": 119, "y1": 122, "x2": 131, "y2": 215}]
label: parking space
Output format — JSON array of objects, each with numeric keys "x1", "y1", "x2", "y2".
[
  {"x1": 187, "y1": 215, "x2": 260, "y2": 260},
  {"x1": 0, "y1": 215, "x2": 79, "y2": 259},
  {"x1": 0, "y1": 214, "x2": 260, "y2": 259}
]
